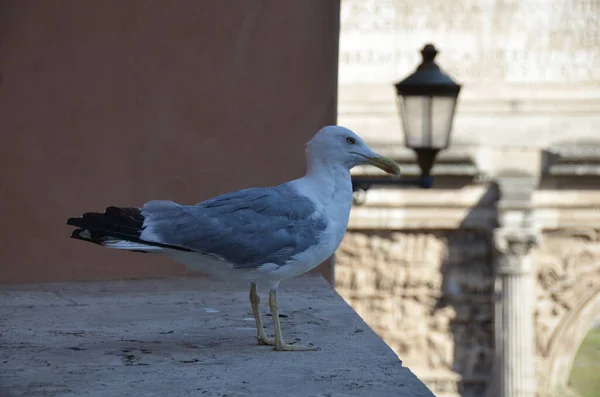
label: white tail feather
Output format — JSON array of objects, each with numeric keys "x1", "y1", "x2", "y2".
[{"x1": 102, "y1": 240, "x2": 165, "y2": 252}]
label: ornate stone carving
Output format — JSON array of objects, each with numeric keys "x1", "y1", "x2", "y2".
[
  {"x1": 335, "y1": 231, "x2": 494, "y2": 397},
  {"x1": 494, "y1": 228, "x2": 540, "y2": 274},
  {"x1": 336, "y1": 227, "x2": 600, "y2": 397},
  {"x1": 533, "y1": 232, "x2": 600, "y2": 396},
  {"x1": 494, "y1": 228, "x2": 539, "y2": 256},
  {"x1": 533, "y1": 230, "x2": 600, "y2": 361}
]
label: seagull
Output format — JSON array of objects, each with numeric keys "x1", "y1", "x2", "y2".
[{"x1": 66, "y1": 125, "x2": 400, "y2": 351}]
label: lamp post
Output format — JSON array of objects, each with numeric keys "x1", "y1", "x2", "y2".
[{"x1": 351, "y1": 43, "x2": 462, "y2": 195}]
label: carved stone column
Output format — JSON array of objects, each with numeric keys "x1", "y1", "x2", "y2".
[
  {"x1": 489, "y1": 168, "x2": 540, "y2": 397},
  {"x1": 493, "y1": 228, "x2": 538, "y2": 397}
]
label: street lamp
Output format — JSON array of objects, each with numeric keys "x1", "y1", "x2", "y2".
[{"x1": 351, "y1": 43, "x2": 462, "y2": 195}]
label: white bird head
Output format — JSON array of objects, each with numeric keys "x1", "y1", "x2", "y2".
[{"x1": 305, "y1": 125, "x2": 401, "y2": 176}]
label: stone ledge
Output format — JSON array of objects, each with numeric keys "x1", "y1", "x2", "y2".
[
  {"x1": 544, "y1": 144, "x2": 600, "y2": 178},
  {"x1": 349, "y1": 206, "x2": 497, "y2": 230},
  {"x1": 345, "y1": 187, "x2": 600, "y2": 230},
  {"x1": 0, "y1": 276, "x2": 434, "y2": 397},
  {"x1": 347, "y1": 185, "x2": 498, "y2": 230}
]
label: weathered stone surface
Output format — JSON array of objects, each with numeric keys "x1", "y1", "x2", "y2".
[
  {"x1": 340, "y1": 0, "x2": 600, "y2": 85},
  {"x1": 533, "y1": 231, "x2": 600, "y2": 396},
  {"x1": 0, "y1": 276, "x2": 435, "y2": 397},
  {"x1": 335, "y1": 226, "x2": 600, "y2": 397},
  {"x1": 335, "y1": 231, "x2": 494, "y2": 397}
]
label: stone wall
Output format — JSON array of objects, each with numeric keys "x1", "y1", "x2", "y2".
[
  {"x1": 338, "y1": 0, "x2": 600, "y2": 150},
  {"x1": 335, "y1": 231, "x2": 495, "y2": 397},
  {"x1": 334, "y1": 224, "x2": 600, "y2": 397},
  {"x1": 533, "y1": 230, "x2": 600, "y2": 396}
]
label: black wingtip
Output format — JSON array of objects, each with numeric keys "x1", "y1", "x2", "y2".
[
  {"x1": 65, "y1": 207, "x2": 191, "y2": 253},
  {"x1": 66, "y1": 217, "x2": 82, "y2": 227}
]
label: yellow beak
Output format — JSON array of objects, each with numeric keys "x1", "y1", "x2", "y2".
[{"x1": 365, "y1": 155, "x2": 401, "y2": 176}]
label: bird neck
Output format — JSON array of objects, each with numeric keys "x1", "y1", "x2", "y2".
[
  {"x1": 293, "y1": 159, "x2": 353, "y2": 223},
  {"x1": 305, "y1": 160, "x2": 349, "y2": 187}
]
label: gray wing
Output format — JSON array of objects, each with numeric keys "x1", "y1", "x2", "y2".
[{"x1": 139, "y1": 185, "x2": 328, "y2": 269}]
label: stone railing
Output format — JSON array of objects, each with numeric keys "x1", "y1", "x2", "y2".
[{"x1": 0, "y1": 275, "x2": 435, "y2": 397}]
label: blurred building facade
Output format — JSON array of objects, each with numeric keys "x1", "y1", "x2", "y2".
[{"x1": 335, "y1": 1, "x2": 600, "y2": 397}]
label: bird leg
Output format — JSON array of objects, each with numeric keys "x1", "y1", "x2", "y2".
[
  {"x1": 268, "y1": 287, "x2": 319, "y2": 351},
  {"x1": 249, "y1": 282, "x2": 274, "y2": 346}
]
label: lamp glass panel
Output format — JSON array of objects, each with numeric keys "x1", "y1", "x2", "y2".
[{"x1": 398, "y1": 95, "x2": 457, "y2": 149}]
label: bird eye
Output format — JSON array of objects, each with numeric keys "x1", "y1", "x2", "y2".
[{"x1": 346, "y1": 137, "x2": 356, "y2": 144}]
